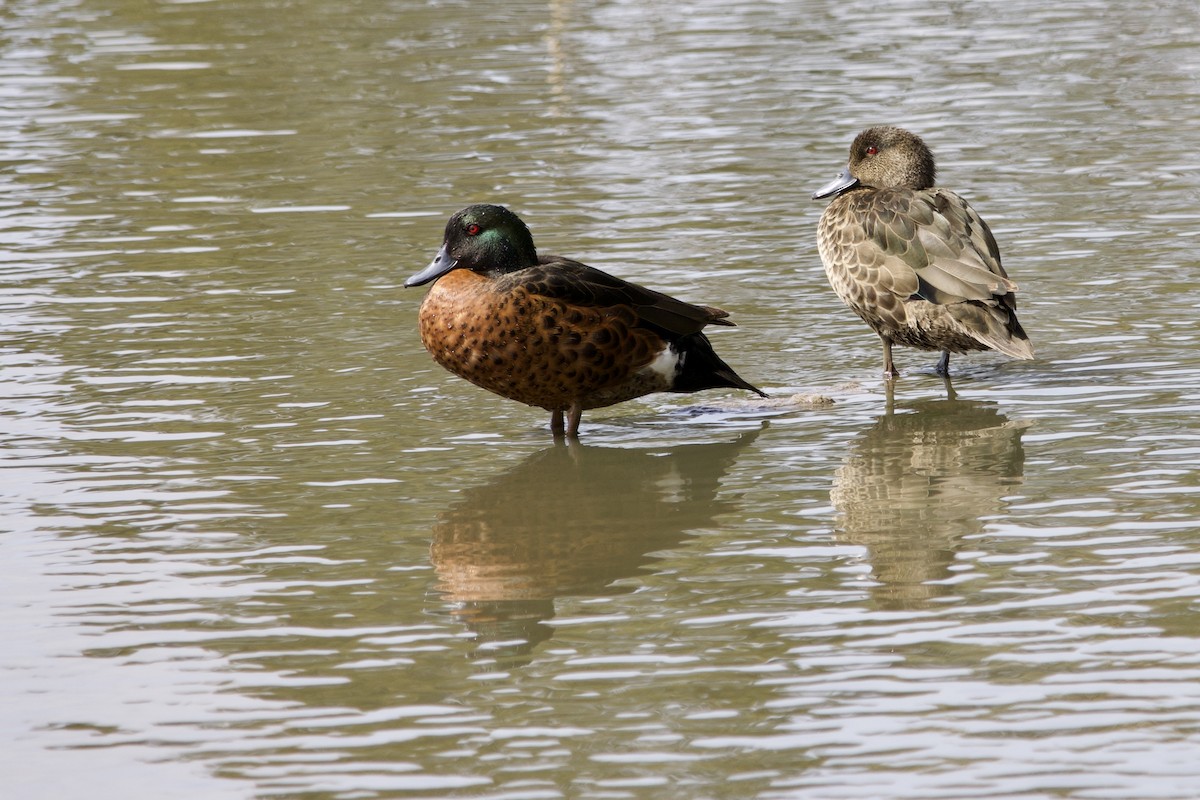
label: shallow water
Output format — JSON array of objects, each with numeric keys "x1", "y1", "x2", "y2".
[{"x1": 4, "y1": 0, "x2": 1200, "y2": 798}]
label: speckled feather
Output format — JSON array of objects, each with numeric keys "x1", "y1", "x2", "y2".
[
  {"x1": 419, "y1": 266, "x2": 670, "y2": 412},
  {"x1": 819, "y1": 186, "x2": 1030, "y2": 357},
  {"x1": 814, "y1": 126, "x2": 1033, "y2": 370},
  {"x1": 410, "y1": 205, "x2": 764, "y2": 432}
]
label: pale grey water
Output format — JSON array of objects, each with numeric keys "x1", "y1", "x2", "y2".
[{"x1": 3, "y1": 1, "x2": 1200, "y2": 798}]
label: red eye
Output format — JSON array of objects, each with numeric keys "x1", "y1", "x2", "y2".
[
  {"x1": 866, "y1": 146, "x2": 878, "y2": 156},
  {"x1": 465, "y1": 223, "x2": 481, "y2": 236}
]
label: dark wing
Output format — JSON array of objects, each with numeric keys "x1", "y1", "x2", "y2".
[{"x1": 499, "y1": 256, "x2": 735, "y2": 337}]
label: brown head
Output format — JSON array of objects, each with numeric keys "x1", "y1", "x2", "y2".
[{"x1": 812, "y1": 126, "x2": 938, "y2": 199}]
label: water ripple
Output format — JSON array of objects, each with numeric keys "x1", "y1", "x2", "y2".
[{"x1": 4, "y1": 0, "x2": 1200, "y2": 798}]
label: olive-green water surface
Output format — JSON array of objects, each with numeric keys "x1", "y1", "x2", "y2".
[{"x1": 5, "y1": 1, "x2": 1200, "y2": 798}]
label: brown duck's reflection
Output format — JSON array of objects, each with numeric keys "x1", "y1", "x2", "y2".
[
  {"x1": 430, "y1": 426, "x2": 763, "y2": 664},
  {"x1": 831, "y1": 396, "x2": 1030, "y2": 609}
]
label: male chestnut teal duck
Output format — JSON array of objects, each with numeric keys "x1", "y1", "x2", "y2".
[
  {"x1": 405, "y1": 204, "x2": 766, "y2": 436},
  {"x1": 812, "y1": 126, "x2": 1033, "y2": 378}
]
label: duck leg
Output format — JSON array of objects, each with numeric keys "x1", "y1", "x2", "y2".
[
  {"x1": 882, "y1": 338, "x2": 900, "y2": 379},
  {"x1": 550, "y1": 404, "x2": 584, "y2": 437},
  {"x1": 935, "y1": 351, "x2": 951, "y2": 377},
  {"x1": 565, "y1": 403, "x2": 583, "y2": 438}
]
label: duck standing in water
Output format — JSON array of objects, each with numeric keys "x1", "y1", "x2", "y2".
[
  {"x1": 405, "y1": 204, "x2": 766, "y2": 436},
  {"x1": 812, "y1": 126, "x2": 1033, "y2": 378}
]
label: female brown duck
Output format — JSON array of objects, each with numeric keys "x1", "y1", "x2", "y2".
[
  {"x1": 812, "y1": 126, "x2": 1033, "y2": 378},
  {"x1": 406, "y1": 204, "x2": 765, "y2": 436}
]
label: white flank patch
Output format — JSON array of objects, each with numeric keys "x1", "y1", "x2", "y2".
[{"x1": 646, "y1": 346, "x2": 681, "y2": 384}]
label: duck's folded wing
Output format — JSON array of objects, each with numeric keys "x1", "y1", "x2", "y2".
[
  {"x1": 863, "y1": 188, "x2": 1019, "y2": 307},
  {"x1": 512, "y1": 257, "x2": 734, "y2": 336}
]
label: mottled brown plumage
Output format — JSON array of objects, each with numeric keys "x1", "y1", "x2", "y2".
[
  {"x1": 812, "y1": 126, "x2": 1033, "y2": 378},
  {"x1": 406, "y1": 204, "x2": 765, "y2": 436}
]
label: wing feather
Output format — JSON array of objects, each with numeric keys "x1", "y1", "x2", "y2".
[
  {"x1": 498, "y1": 257, "x2": 734, "y2": 338},
  {"x1": 856, "y1": 188, "x2": 1019, "y2": 307}
]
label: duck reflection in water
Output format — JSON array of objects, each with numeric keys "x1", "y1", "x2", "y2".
[
  {"x1": 430, "y1": 426, "x2": 763, "y2": 666},
  {"x1": 831, "y1": 389, "x2": 1029, "y2": 609}
]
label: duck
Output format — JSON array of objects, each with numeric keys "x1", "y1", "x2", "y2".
[
  {"x1": 405, "y1": 204, "x2": 766, "y2": 436},
  {"x1": 812, "y1": 126, "x2": 1033, "y2": 378}
]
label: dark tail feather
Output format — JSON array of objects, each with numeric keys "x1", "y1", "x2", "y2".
[
  {"x1": 672, "y1": 333, "x2": 768, "y2": 398},
  {"x1": 949, "y1": 301, "x2": 1034, "y2": 360}
]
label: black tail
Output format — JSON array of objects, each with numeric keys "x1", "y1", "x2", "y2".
[{"x1": 671, "y1": 333, "x2": 768, "y2": 398}]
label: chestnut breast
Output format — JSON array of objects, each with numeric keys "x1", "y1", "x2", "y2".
[{"x1": 417, "y1": 270, "x2": 668, "y2": 412}]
